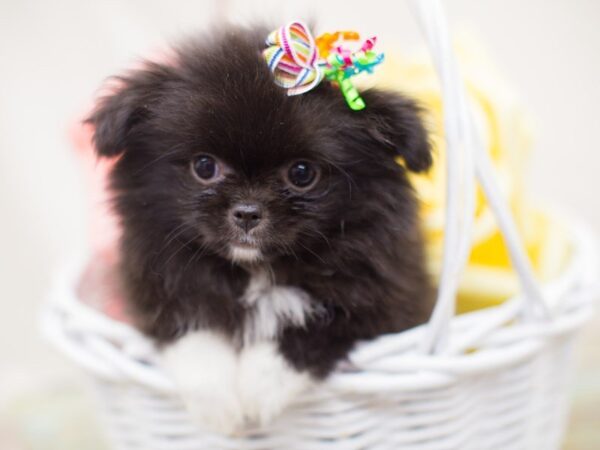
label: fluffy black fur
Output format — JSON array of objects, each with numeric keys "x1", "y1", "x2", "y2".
[{"x1": 87, "y1": 25, "x2": 433, "y2": 378}]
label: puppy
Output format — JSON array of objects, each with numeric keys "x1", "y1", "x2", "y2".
[{"x1": 87, "y1": 25, "x2": 433, "y2": 433}]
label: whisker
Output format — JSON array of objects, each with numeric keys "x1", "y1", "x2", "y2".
[
  {"x1": 310, "y1": 228, "x2": 333, "y2": 251},
  {"x1": 156, "y1": 225, "x2": 192, "y2": 258},
  {"x1": 271, "y1": 236, "x2": 300, "y2": 262},
  {"x1": 296, "y1": 241, "x2": 326, "y2": 264},
  {"x1": 133, "y1": 145, "x2": 186, "y2": 176},
  {"x1": 161, "y1": 222, "x2": 190, "y2": 246},
  {"x1": 161, "y1": 234, "x2": 198, "y2": 268},
  {"x1": 183, "y1": 239, "x2": 209, "y2": 273},
  {"x1": 321, "y1": 158, "x2": 357, "y2": 199}
]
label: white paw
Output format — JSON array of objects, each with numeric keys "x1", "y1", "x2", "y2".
[
  {"x1": 238, "y1": 341, "x2": 313, "y2": 427},
  {"x1": 160, "y1": 331, "x2": 244, "y2": 435}
]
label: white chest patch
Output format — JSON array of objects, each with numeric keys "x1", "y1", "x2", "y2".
[{"x1": 241, "y1": 269, "x2": 317, "y2": 344}]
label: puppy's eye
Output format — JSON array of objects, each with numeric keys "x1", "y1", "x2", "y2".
[
  {"x1": 285, "y1": 161, "x2": 320, "y2": 190},
  {"x1": 192, "y1": 155, "x2": 221, "y2": 183}
]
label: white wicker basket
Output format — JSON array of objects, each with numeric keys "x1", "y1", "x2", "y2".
[{"x1": 42, "y1": 1, "x2": 599, "y2": 449}]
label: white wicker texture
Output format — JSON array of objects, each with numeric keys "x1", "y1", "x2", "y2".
[
  {"x1": 41, "y1": 0, "x2": 599, "y2": 449},
  {"x1": 42, "y1": 217, "x2": 597, "y2": 449}
]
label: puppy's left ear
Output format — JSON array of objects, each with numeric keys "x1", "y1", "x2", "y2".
[{"x1": 358, "y1": 89, "x2": 433, "y2": 172}]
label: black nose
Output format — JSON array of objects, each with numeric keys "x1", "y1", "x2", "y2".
[{"x1": 231, "y1": 203, "x2": 263, "y2": 232}]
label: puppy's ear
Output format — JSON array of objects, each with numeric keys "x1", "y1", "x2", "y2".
[
  {"x1": 358, "y1": 89, "x2": 433, "y2": 173},
  {"x1": 86, "y1": 64, "x2": 173, "y2": 157}
]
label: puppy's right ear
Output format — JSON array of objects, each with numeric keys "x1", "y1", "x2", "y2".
[{"x1": 86, "y1": 64, "x2": 173, "y2": 157}]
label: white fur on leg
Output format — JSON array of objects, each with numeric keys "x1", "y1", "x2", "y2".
[
  {"x1": 238, "y1": 341, "x2": 313, "y2": 427},
  {"x1": 159, "y1": 330, "x2": 244, "y2": 435}
]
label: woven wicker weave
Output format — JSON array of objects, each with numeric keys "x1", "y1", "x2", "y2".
[
  {"x1": 42, "y1": 216, "x2": 597, "y2": 449},
  {"x1": 42, "y1": 1, "x2": 599, "y2": 449}
]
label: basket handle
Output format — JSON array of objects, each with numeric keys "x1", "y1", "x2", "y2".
[{"x1": 409, "y1": 0, "x2": 550, "y2": 355}]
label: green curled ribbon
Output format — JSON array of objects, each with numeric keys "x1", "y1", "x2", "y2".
[{"x1": 319, "y1": 36, "x2": 384, "y2": 111}]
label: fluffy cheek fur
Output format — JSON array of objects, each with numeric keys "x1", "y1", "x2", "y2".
[{"x1": 87, "y1": 25, "x2": 433, "y2": 433}]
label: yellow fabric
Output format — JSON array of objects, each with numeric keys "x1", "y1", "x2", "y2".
[{"x1": 370, "y1": 40, "x2": 570, "y2": 313}]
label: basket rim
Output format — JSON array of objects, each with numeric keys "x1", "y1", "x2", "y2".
[{"x1": 41, "y1": 212, "x2": 599, "y2": 394}]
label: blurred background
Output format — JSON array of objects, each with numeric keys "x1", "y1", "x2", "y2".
[{"x1": 0, "y1": 0, "x2": 598, "y2": 448}]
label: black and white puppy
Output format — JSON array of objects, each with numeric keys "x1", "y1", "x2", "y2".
[{"x1": 88, "y1": 25, "x2": 433, "y2": 433}]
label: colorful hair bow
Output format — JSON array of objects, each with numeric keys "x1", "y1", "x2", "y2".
[
  {"x1": 263, "y1": 21, "x2": 384, "y2": 111},
  {"x1": 263, "y1": 21, "x2": 324, "y2": 96}
]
